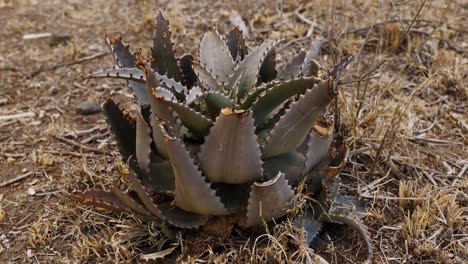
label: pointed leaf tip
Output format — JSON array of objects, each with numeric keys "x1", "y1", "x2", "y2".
[
  {"x1": 152, "y1": 11, "x2": 182, "y2": 81},
  {"x1": 200, "y1": 30, "x2": 235, "y2": 84}
]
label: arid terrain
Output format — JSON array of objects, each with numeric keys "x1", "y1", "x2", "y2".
[{"x1": 0, "y1": 0, "x2": 466, "y2": 263}]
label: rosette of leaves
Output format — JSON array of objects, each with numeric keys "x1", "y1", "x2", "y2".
[{"x1": 73, "y1": 11, "x2": 372, "y2": 260}]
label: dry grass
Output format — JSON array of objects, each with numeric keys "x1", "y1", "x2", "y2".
[{"x1": 0, "y1": 0, "x2": 466, "y2": 263}]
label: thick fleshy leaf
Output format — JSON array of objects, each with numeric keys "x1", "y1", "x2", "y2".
[
  {"x1": 226, "y1": 26, "x2": 248, "y2": 62},
  {"x1": 251, "y1": 76, "x2": 322, "y2": 126},
  {"x1": 262, "y1": 78, "x2": 337, "y2": 158},
  {"x1": 145, "y1": 66, "x2": 177, "y2": 125},
  {"x1": 200, "y1": 30, "x2": 235, "y2": 84},
  {"x1": 129, "y1": 154, "x2": 174, "y2": 192},
  {"x1": 305, "y1": 59, "x2": 321, "y2": 78},
  {"x1": 103, "y1": 98, "x2": 136, "y2": 161},
  {"x1": 202, "y1": 91, "x2": 236, "y2": 115},
  {"x1": 258, "y1": 49, "x2": 277, "y2": 83},
  {"x1": 151, "y1": 11, "x2": 182, "y2": 81},
  {"x1": 179, "y1": 53, "x2": 198, "y2": 88},
  {"x1": 199, "y1": 108, "x2": 263, "y2": 184},
  {"x1": 106, "y1": 37, "x2": 135, "y2": 68},
  {"x1": 136, "y1": 110, "x2": 152, "y2": 175},
  {"x1": 278, "y1": 50, "x2": 306, "y2": 80},
  {"x1": 159, "y1": 203, "x2": 209, "y2": 229},
  {"x1": 86, "y1": 67, "x2": 145, "y2": 82},
  {"x1": 293, "y1": 209, "x2": 323, "y2": 244},
  {"x1": 156, "y1": 73, "x2": 187, "y2": 101},
  {"x1": 106, "y1": 37, "x2": 150, "y2": 105},
  {"x1": 245, "y1": 172, "x2": 295, "y2": 226},
  {"x1": 110, "y1": 188, "x2": 152, "y2": 217},
  {"x1": 324, "y1": 212, "x2": 373, "y2": 260},
  {"x1": 305, "y1": 141, "x2": 346, "y2": 195},
  {"x1": 155, "y1": 96, "x2": 212, "y2": 137},
  {"x1": 239, "y1": 85, "x2": 268, "y2": 110},
  {"x1": 227, "y1": 40, "x2": 281, "y2": 100},
  {"x1": 193, "y1": 64, "x2": 222, "y2": 92},
  {"x1": 301, "y1": 37, "x2": 322, "y2": 76},
  {"x1": 321, "y1": 136, "x2": 349, "y2": 180},
  {"x1": 262, "y1": 151, "x2": 305, "y2": 184},
  {"x1": 185, "y1": 86, "x2": 203, "y2": 106},
  {"x1": 70, "y1": 189, "x2": 128, "y2": 214},
  {"x1": 149, "y1": 114, "x2": 168, "y2": 158},
  {"x1": 148, "y1": 159, "x2": 175, "y2": 191},
  {"x1": 160, "y1": 124, "x2": 228, "y2": 215},
  {"x1": 127, "y1": 176, "x2": 164, "y2": 220},
  {"x1": 303, "y1": 117, "x2": 334, "y2": 174},
  {"x1": 144, "y1": 63, "x2": 186, "y2": 100}
]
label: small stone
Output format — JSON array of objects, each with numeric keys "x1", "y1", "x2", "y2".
[
  {"x1": 27, "y1": 187, "x2": 36, "y2": 196},
  {"x1": 76, "y1": 100, "x2": 101, "y2": 115}
]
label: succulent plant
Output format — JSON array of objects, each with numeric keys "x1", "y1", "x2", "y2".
[{"x1": 73, "y1": 11, "x2": 372, "y2": 260}]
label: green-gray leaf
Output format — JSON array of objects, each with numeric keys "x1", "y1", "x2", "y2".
[
  {"x1": 199, "y1": 109, "x2": 263, "y2": 184},
  {"x1": 151, "y1": 11, "x2": 182, "y2": 81},
  {"x1": 251, "y1": 76, "x2": 322, "y2": 126},
  {"x1": 200, "y1": 30, "x2": 235, "y2": 84},
  {"x1": 160, "y1": 124, "x2": 228, "y2": 216},
  {"x1": 245, "y1": 172, "x2": 295, "y2": 227},
  {"x1": 155, "y1": 96, "x2": 212, "y2": 137},
  {"x1": 262, "y1": 78, "x2": 336, "y2": 158},
  {"x1": 227, "y1": 40, "x2": 281, "y2": 101}
]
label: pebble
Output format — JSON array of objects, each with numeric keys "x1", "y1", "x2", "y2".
[{"x1": 76, "y1": 100, "x2": 101, "y2": 115}]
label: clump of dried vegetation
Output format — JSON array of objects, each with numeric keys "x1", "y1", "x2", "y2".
[{"x1": 0, "y1": 0, "x2": 466, "y2": 263}]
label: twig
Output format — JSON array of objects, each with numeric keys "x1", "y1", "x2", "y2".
[
  {"x1": 0, "y1": 171, "x2": 35, "y2": 188},
  {"x1": 80, "y1": 131, "x2": 111, "y2": 144},
  {"x1": 294, "y1": 10, "x2": 319, "y2": 27},
  {"x1": 360, "y1": 193, "x2": 429, "y2": 201},
  {"x1": 355, "y1": 0, "x2": 427, "y2": 83},
  {"x1": 349, "y1": 18, "x2": 435, "y2": 34},
  {"x1": 30, "y1": 51, "x2": 108, "y2": 77},
  {"x1": 348, "y1": 145, "x2": 380, "y2": 157},
  {"x1": 410, "y1": 136, "x2": 463, "y2": 145},
  {"x1": 55, "y1": 135, "x2": 109, "y2": 155},
  {"x1": 0, "y1": 111, "x2": 35, "y2": 121},
  {"x1": 0, "y1": 67, "x2": 19, "y2": 72},
  {"x1": 47, "y1": 150, "x2": 97, "y2": 158}
]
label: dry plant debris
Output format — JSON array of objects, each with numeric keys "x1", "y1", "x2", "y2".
[{"x1": 0, "y1": 0, "x2": 466, "y2": 263}]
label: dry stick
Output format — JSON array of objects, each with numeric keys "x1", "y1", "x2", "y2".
[
  {"x1": 349, "y1": 19, "x2": 435, "y2": 34},
  {"x1": 390, "y1": 0, "x2": 407, "y2": 31},
  {"x1": 0, "y1": 67, "x2": 19, "y2": 72},
  {"x1": 55, "y1": 135, "x2": 109, "y2": 155},
  {"x1": 360, "y1": 194, "x2": 429, "y2": 201},
  {"x1": 0, "y1": 111, "x2": 35, "y2": 121},
  {"x1": 47, "y1": 150, "x2": 96, "y2": 158},
  {"x1": 0, "y1": 171, "x2": 34, "y2": 188},
  {"x1": 348, "y1": 145, "x2": 380, "y2": 157},
  {"x1": 30, "y1": 51, "x2": 108, "y2": 77},
  {"x1": 410, "y1": 136, "x2": 463, "y2": 146},
  {"x1": 355, "y1": 0, "x2": 427, "y2": 84}
]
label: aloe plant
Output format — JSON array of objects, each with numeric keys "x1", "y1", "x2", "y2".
[{"x1": 74, "y1": 11, "x2": 372, "y2": 260}]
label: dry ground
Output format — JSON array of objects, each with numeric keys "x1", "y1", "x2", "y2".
[{"x1": 0, "y1": 0, "x2": 467, "y2": 263}]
